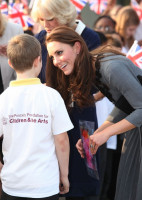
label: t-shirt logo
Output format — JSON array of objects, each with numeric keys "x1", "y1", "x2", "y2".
[{"x1": 2, "y1": 117, "x2": 8, "y2": 125}]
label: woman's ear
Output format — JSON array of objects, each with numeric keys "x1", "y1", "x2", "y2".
[{"x1": 74, "y1": 42, "x2": 81, "y2": 54}]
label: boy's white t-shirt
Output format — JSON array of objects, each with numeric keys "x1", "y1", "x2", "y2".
[{"x1": 0, "y1": 78, "x2": 73, "y2": 198}]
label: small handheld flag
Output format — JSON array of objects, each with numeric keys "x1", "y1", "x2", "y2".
[{"x1": 127, "y1": 40, "x2": 142, "y2": 70}]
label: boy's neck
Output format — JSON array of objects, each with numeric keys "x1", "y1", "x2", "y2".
[{"x1": 16, "y1": 70, "x2": 37, "y2": 80}]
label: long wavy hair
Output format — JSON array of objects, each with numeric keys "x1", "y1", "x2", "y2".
[
  {"x1": 115, "y1": 6, "x2": 139, "y2": 49},
  {"x1": 46, "y1": 26, "x2": 96, "y2": 109},
  {"x1": 45, "y1": 26, "x2": 125, "y2": 109}
]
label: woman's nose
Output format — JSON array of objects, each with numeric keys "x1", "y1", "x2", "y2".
[
  {"x1": 53, "y1": 57, "x2": 60, "y2": 67},
  {"x1": 44, "y1": 20, "x2": 50, "y2": 28}
]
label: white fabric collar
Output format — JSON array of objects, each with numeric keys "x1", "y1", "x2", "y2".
[{"x1": 75, "y1": 20, "x2": 86, "y2": 35}]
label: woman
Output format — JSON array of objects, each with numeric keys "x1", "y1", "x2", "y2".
[
  {"x1": 31, "y1": 0, "x2": 101, "y2": 83},
  {"x1": 131, "y1": 0, "x2": 142, "y2": 46},
  {"x1": 115, "y1": 6, "x2": 140, "y2": 54},
  {"x1": 46, "y1": 26, "x2": 142, "y2": 200},
  {"x1": 46, "y1": 26, "x2": 101, "y2": 200}
]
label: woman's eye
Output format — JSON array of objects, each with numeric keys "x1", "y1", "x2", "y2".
[
  {"x1": 57, "y1": 51, "x2": 63, "y2": 55},
  {"x1": 47, "y1": 18, "x2": 54, "y2": 21}
]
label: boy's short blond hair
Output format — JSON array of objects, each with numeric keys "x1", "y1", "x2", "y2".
[{"x1": 7, "y1": 34, "x2": 41, "y2": 72}]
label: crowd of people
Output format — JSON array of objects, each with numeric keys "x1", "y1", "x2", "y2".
[{"x1": 0, "y1": 0, "x2": 142, "y2": 200}]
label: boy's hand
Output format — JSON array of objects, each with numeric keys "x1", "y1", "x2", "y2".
[{"x1": 59, "y1": 176, "x2": 69, "y2": 194}]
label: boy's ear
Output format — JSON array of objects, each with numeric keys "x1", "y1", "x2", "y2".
[
  {"x1": 8, "y1": 59, "x2": 14, "y2": 69},
  {"x1": 33, "y1": 56, "x2": 41, "y2": 68}
]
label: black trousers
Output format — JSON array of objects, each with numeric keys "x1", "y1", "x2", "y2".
[
  {"x1": 66, "y1": 196, "x2": 99, "y2": 200},
  {"x1": 1, "y1": 191, "x2": 59, "y2": 200}
]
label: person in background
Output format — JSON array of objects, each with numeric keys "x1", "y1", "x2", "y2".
[
  {"x1": 115, "y1": 6, "x2": 140, "y2": 54},
  {"x1": 0, "y1": 33, "x2": 73, "y2": 200},
  {"x1": 106, "y1": 32, "x2": 123, "y2": 50},
  {"x1": 108, "y1": 4, "x2": 122, "y2": 21},
  {"x1": 24, "y1": 25, "x2": 34, "y2": 36},
  {"x1": 0, "y1": 10, "x2": 23, "y2": 91},
  {"x1": 131, "y1": 0, "x2": 142, "y2": 46},
  {"x1": 95, "y1": 31, "x2": 108, "y2": 45},
  {"x1": 101, "y1": 0, "x2": 117, "y2": 15},
  {"x1": 94, "y1": 15, "x2": 116, "y2": 34}
]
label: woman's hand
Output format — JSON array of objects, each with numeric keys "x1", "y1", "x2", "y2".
[
  {"x1": 93, "y1": 91, "x2": 104, "y2": 102},
  {"x1": 89, "y1": 131, "x2": 110, "y2": 154},
  {"x1": 76, "y1": 121, "x2": 113, "y2": 157},
  {"x1": 76, "y1": 139, "x2": 85, "y2": 158},
  {"x1": 89, "y1": 119, "x2": 136, "y2": 154}
]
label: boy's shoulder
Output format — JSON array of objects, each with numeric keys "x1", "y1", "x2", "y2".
[
  {"x1": 39, "y1": 85, "x2": 65, "y2": 110},
  {"x1": 42, "y1": 85, "x2": 62, "y2": 98}
]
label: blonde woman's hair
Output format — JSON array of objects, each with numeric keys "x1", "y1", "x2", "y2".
[
  {"x1": 0, "y1": 10, "x2": 7, "y2": 36},
  {"x1": 31, "y1": 0, "x2": 77, "y2": 28}
]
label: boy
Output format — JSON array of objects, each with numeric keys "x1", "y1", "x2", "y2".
[{"x1": 0, "y1": 34, "x2": 73, "y2": 200}]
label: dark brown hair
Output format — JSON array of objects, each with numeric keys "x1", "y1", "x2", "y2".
[
  {"x1": 46, "y1": 26, "x2": 125, "y2": 109},
  {"x1": 46, "y1": 26, "x2": 96, "y2": 109}
]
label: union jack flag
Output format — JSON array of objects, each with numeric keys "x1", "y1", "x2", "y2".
[
  {"x1": 70, "y1": 0, "x2": 87, "y2": 13},
  {"x1": 0, "y1": 0, "x2": 8, "y2": 15},
  {"x1": 88, "y1": 0, "x2": 108, "y2": 15},
  {"x1": 127, "y1": 40, "x2": 142, "y2": 70},
  {"x1": 131, "y1": 0, "x2": 142, "y2": 21},
  {"x1": 8, "y1": 2, "x2": 34, "y2": 28},
  {"x1": 21, "y1": 0, "x2": 28, "y2": 8}
]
